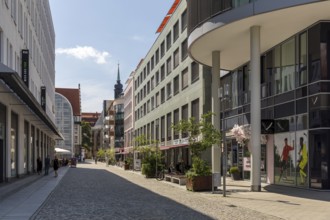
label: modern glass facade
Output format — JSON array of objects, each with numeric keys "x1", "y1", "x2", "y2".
[
  {"x1": 55, "y1": 93, "x2": 74, "y2": 155},
  {"x1": 220, "y1": 22, "x2": 330, "y2": 189}
]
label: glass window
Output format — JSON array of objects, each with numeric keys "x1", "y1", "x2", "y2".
[
  {"x1": 191, "y1": 99, "x2": 200, "y2": 122},
  {"x1": 167, "y1": 82, "x2": 172, "y2": 99},
  {"x1": 173, "y1": 48, "x2": 179, "y2": 69},
  {"x1": 167, "y1": 112, "x2": 172, "y2": 141},
  {"x1": 161, "y1": 64, "x2": 165, "y2": 81},
  {"x1": 161, "y1": 87, "x2": 165, "y2": 104},
  {"x1": 174, "y1": 109, "x2": 179, "y2": 139},
  {"x1": 309, "y1": 24, "x2": 321, "y2": 83},
  {"x1": 11, "y1": 112, "x2": 18, "y2": 177},
  {"x1": 161, "y1": 41, "x2": 165, "y2": 58},
  {"x1": 181, "y1": 9, "x2": 187, "y2": 32},
  {"x1": 161, "y1": 116, "x2": 165, "y2": 142},
  {"x1": 166, "y1": 32, "x2": 172, "y2": 51},
  {"x1": 155, "y1": 71, "x2": 160, "y2": 85},
  {"x1": 156, "y1": 92, "x2": 160, "y2": 107},
  {"x1": 273, "y1": 46, "x2": 281, "y2": 94},
  {"x1": 191, "y1": 61, "x2": 199, "y2": 83},
  {"x1": 151, "y1": 76, "x2": 154, "y2": 90},
  {"x1": 182, "y1": 68, "x2": 188, "y2": 89},
  {"x1": 298, "y1": 32, "x2": 307, "y2": 86},
  {"x1": 166, "y1": 57, "x2": 172, "y2": 75},
  {"x1": 281, "y1": 37, "x2": 295, "y2": 93},
  {"x1": 181, "y1": 39, "x2": 188, "y2": 61},
  {"x1": 151, "y1": 56, "x2": 154, "y2": 70},
  {"x1": 155, "y1": 49, "x2": 159, "y2": 65},
  {"x1": 173, "y1": 21, "x2": 179, "y2": 41},
  {"x1": 151, "y1": 96, "x2": 155, "y2": 110},
  {"x1": 173, "y1": 75, "x2": 179, "y2": 95},
  {"x1": 182, "y1": 104, "x2": 188, "y2": 138}
]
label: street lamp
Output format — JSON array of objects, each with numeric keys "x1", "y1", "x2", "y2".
[
  {"x1": 155, "y1": 119, "x2": 159, "y2": 178},
  {"x1": 220, "y1": 84, "x2": 230, "y2": 197}
]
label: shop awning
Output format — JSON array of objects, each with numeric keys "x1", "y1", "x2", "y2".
[
  {"x1": 0, "y1": 63, "x2": 63, "y2": 139},
  {"x1": 160, "y1": 144, "x2": 188, "y2": 151}
]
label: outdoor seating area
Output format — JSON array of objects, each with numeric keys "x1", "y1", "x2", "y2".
[{"x1": 164, "y1": 173, "x2": 187, "y2": 185}]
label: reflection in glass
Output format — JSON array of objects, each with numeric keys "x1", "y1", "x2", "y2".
[{"x1": 274, "y1": 132, "x2": 296, "y2": 186}]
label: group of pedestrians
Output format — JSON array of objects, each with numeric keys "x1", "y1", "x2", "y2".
[{"x1": 36, "y1": 155, "x2": 59, "y2": 177}]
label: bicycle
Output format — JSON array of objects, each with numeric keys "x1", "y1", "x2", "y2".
[{"x1": 156, "y1": 167, "x2": 165, "y2": 181}]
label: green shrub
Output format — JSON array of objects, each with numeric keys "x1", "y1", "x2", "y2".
[{"x1": 229, "y1": 166, "x2": 239, "y2": 174}]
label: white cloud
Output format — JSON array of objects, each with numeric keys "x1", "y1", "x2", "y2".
[
  {"x1": 56, "y1": 46, "x2": 110, "y2": 64},
  {"x1": 131, "y1": 35, "x2": 144, "y2": 42}
]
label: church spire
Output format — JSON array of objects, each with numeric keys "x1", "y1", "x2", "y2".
[
  {"x1": 117, "y1": 63, "x2": 121, "y2": 82},
  {"x1": 114, "y1": 62, "x2": 123, "y2": 99}
]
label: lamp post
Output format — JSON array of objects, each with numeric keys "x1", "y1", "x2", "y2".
[
  {"x1": 155, "y1": 119, "x2": 160, "y2": 178},
  {"x1": 220, "y1": 84, "x2": 230, "y2": 197}
]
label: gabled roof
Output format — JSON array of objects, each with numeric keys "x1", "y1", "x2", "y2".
[{"x1": 55, "y1": 87, "x2": 81, "y2": 116}]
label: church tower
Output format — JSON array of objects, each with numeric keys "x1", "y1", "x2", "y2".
[{"x1": 114, "y1": 63, "x2": 123, "y2": 99}]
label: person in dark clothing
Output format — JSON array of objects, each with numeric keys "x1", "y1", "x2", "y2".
[
  {"x1": 37, "y1": 157, "x2": 42, "y2": 175},
  {"x1": 53, "y1": 156, "x2": 59, "y2": 177},
  {"x1": 44, "y1": 155, "x2": 50, "y2": 175}
]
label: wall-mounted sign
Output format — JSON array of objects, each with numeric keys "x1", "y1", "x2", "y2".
[
  {"x1": 41, "y1": 86, "x2": 46, "y2": 111},
  {"x1": 21, "y1": 50, "x2": 29, "y2": 87}
]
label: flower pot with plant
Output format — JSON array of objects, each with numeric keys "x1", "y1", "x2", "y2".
[{"x1": 229, "y1": 166, "x2": 241, "y2": 180}]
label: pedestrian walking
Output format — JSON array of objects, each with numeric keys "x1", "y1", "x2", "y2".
[
  {"x1": 37, "y1": 157, "x2": 42, "y2": 175},
  {"x1": 44, "y1": 155, "x2": 50, "y2": 175},
  {"x1": 53, "y1": 156, "x2": 59, "y2": 177}
]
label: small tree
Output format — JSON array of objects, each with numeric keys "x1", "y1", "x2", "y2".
[
  {"x1": 134, "y1": 134, "x2": 163, "y2": 177},
  {"x1": 105, "y1": 148, "x2": 115, "y2": 165},
  {"x1": 81, "y1": 121, "x2": 92, "y2": 158},
  {"x1": 173, "y1": 112, "x2": 221, "y2": 179},
  {"x1": 96, "y1": 148, "x2": 105, "y2": 161}
]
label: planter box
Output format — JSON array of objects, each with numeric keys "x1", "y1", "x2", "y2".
[
  {"x1": 186, "y1": 175, "x2": 212, "y2": 191},
  {"x1": 124, "y1": 164, "x2": 130, "y2": 170},
  {"x1": 231, "y1": 172, "x2": 241, "y2": 180}
]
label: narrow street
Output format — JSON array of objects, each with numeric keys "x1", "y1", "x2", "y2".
[{"x1": 31, "y1": 161, "x2": 279, "y2": 220}]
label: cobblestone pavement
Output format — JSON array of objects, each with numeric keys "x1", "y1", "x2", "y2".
[{"x1": 31, "y1": 161, "x2": 280, "y2": 220}]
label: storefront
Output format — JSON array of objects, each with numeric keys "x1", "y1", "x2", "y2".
[{"x1": 221, "y1": 22, "x2": 330, "y2": 190}]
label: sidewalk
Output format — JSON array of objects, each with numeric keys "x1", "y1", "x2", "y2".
[
  {"x1": 1, "y1": 160, "x2": 330, "y2": 220},
  {"x1": 99, "y1": 161, "x2": 330, "y2": 220},
  {"x1": 0, "y1": 166, "x2": 69, "y2": 220}
]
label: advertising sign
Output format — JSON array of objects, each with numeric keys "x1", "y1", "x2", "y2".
[
  {"x1": 41, "y1": 86, "x2": 46, "y2": 111},
  {"x1": 21, "y1": 50, "x2": 29, "y2": 87}
]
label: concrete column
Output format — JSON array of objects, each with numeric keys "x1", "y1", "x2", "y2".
[
  {"x1": 250, "y1": 26, "x2": 261, "y2": 192},
  {"x1": 17, "y1": 115, "x2": 24, "y2": 176},
  {"x1": 5, "y1": 106, "x2": 11, "y2": 180},
  {"x1": 211, "y1": 51, "x2": 221, "y2": 187}
]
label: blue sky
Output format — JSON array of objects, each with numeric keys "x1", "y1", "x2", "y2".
[{"x1": 49, "y1": 0, "x2": 173, "y2": 112}]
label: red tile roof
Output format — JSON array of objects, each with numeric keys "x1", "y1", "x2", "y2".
[{"x1": 56, "y1": 88, "x2": 81, "y2": 116}]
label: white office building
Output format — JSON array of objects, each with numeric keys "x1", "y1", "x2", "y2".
[{"x1": 0, "y1": 0, "x2": 61, "y2": 182}]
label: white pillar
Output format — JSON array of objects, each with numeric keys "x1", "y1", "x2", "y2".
[
  {"x1": 250, "y1": 26, "x2": 261, "y2": 191},
  {"x1": 17, "y1": 115, "x2": 24, "y2": 176},
  {"x1": 5, "y1": 106, "x2": 11, "y2": 180},
  {"x1": 212, "y1": 51, "x2": 221, "y2": 188}
]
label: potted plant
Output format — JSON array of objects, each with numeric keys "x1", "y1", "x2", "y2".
[
  {"x1": 173, "y1": 112, "x2": 221, "y2": 191},
  {"x1": 229, "y1": 166, "x2": 241, "y2": 180}
]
